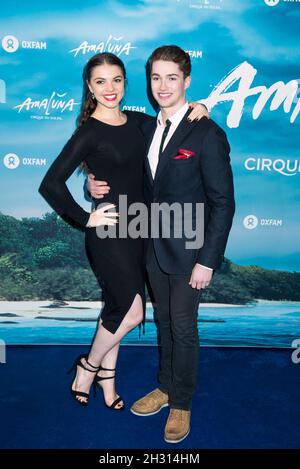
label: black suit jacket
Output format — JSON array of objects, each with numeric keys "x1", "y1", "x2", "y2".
[{"x1": 142, "y1": 110, "x2": 235, "y2": 274}]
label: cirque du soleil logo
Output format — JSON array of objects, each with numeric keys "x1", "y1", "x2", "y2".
[
  {"x1": 13, "y1": 92, "x2": 80, "y2": 117},
  {"x1": 69, "y1": 34, "x2": 136, "y2": 57},
  {"x1": 203, "y1": 61, "x2": 300, "y2": 128}
]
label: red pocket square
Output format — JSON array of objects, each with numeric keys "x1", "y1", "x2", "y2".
[{"x1": 173, "y1": 148, "x2": 196, "y2": 160}]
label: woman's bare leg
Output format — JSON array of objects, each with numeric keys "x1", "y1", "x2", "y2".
[
  {"x1": 95, "y1": 343, "x2": 121, "y2": 408},
  {"x1": 73, "y1": 294, "x2": 143, "y2": 405}
]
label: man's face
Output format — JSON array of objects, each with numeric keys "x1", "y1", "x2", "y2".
[{"x1": 150, "y1": 60, "x2": 191, "y2": 113}]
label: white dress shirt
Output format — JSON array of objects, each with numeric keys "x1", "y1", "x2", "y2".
[
  {"x1": 147, "y1": 102, "x2": 213, "y2": 272},
  {"x1": 147, "y1": 102, "x2": 189, "y2": 179}
]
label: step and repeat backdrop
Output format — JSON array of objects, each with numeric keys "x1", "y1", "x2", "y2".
[{"x1": 0, "y1": 0, "x2": 300, "y2": 347}]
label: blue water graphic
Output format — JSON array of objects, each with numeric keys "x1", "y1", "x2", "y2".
[{"x1": 0, "y1": 302, "x2": 299, "y2": 347}]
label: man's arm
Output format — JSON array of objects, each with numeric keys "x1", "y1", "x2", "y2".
[
  {"x1": 189, "y1": 123, "x2": 235, "y2": 290},
  {"x1": 197, "y1": 123, "x2": 235, "y2": 268}
]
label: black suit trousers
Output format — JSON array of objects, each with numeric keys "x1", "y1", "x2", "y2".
[{"x1": 146, "y1": 241, "x2": 202, "y2": 410}]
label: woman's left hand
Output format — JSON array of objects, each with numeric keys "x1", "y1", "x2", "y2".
[{"x1": 188, "y1": 102, "x2": 210, "y2": 122}]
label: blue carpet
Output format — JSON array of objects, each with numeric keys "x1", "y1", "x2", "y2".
[{"x1": 0, "y1": 346, "x2": 299, "y2": 449}]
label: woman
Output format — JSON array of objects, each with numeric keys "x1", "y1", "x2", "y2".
[{"x1": 39, "y1": 52, "x2": 207, "y2": 411}]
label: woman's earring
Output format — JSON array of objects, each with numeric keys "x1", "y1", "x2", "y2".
[{"x1": 91, "y1": 92, "x2": 95, "y2": 100}]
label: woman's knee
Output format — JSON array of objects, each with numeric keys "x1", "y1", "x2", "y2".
[
  {"x1": 123, "y1": 295, "x2": 143, "y2": 329},
  {"x1": 125, "y1": 307, "x2": 143, "y2": 329},
  {"x1": 134, "y1": 307, "x2": 144, "y2": 326}
]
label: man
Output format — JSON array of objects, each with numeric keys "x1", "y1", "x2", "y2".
[{"x1": 88, "y1": 46, "x2": 235, "y2": 443}]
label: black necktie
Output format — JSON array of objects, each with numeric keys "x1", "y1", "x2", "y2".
[{"x1": 158, "y1": 119, "x2": 171, "y2": 160}]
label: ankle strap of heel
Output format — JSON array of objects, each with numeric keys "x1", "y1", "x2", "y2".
[
  {"x1": 96, "y1": 365, "x2": 116, "y2": 382},
  {"x1": 99, "y1": 365, "x2": 116, "y2": 372},
  {"x1": 86, "y1": 358, "x2": 99, "y2": 370},
  {"x1": 77, "y1": 356, "x2": 100, "y2": 373}
]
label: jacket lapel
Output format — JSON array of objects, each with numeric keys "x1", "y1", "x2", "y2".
[{"x1": 154, "y1": 109, "x2": 198, "y2": 184}]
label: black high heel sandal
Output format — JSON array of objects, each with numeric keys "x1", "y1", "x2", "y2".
[
  {"x1": 94, "y1": 365, "x2": 125, "y2": 411},
  {"x1": 68, "y1": 354, "x2": 100, "y2": 406}
]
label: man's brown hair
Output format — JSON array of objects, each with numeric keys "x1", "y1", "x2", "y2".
[{"x1": 148, "y1": 45, "x2": 191, "y2": 78}]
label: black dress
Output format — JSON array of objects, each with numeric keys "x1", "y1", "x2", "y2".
[{"x1": 39, "y1": 111, "x2": 152, "y2": 334}]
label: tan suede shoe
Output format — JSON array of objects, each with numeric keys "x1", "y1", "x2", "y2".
[
  {"x1": 130, "y1": 388, "x2": 169, "y2": 416},
  {"x1": 164, "y1": 409, "x2": 191, "y2": 443}
]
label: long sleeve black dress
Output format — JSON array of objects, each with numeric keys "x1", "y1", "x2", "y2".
[{"x1": 39, "y1": 111, "x2": 153, "y2": 334}]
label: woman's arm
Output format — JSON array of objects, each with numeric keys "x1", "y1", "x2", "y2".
[
  {"x1": 39, "y1": 128, "x2": 92, "y2": 227},
  {"x1": 128, "y1": 105, "x2": 209, "y2": 125}
]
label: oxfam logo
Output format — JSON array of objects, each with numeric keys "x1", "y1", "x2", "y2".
[
  {"x1": 3, "y1": 153, "x2": 20, "y2": 169},
  {"x1": 243, "y1": 215, "x2": 258, "y2": 230},
  {"x1": 2, "y1": 35, "x2": 19, "y2": 53},
  {"x1": 264, "y1": 0, "x2": 280, "y2": 6}
]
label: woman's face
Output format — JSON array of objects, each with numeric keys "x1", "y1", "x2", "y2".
[{"x1": 87, "y1": 63, "x2": 125, "y2": 109}]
